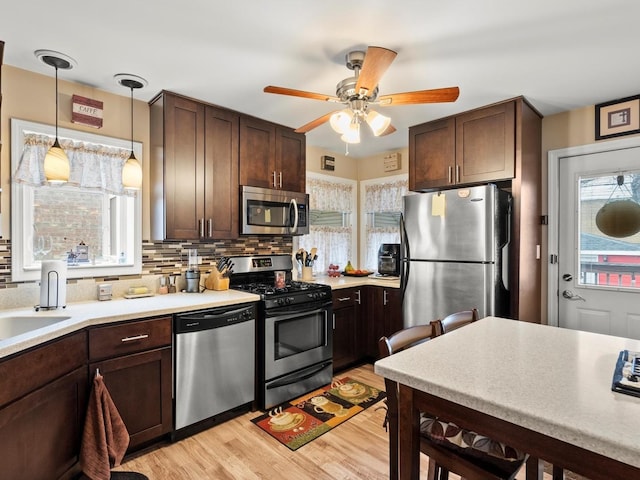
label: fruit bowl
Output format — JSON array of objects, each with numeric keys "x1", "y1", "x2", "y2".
[{"x1": 342, "y1": 270, "x2": 374, "y2": 277}]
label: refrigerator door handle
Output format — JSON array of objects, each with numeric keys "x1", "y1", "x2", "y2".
[
  {"x1": 400, "y1": 213, "x2": 410, "y2": 301},
  {"x1": 501, "y1": 197, "x2": 512, "y2": 290}
]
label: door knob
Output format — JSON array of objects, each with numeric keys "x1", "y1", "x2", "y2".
[{"x1": 562, "y1": 290, "x2": 585, "y2": 301}]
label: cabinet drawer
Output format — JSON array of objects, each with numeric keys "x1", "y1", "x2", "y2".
[
  {"x1": 89, "y1": 316, "x2": 172, "y2": 361},
  {"x1": 332, "y1": 289, "x2": 360, "y2": 309}
]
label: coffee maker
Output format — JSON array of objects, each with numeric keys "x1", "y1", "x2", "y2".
[{"x1": 377, "y1": 243, "x2": 400, "y2": 277}]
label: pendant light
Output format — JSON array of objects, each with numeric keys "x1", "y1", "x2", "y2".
[
  {"x1": 115, "y1": 73, "x2": 147, "y2": 190},
  {"x1": 35, "y1": 50, "x2": 76, "y2": 184}
]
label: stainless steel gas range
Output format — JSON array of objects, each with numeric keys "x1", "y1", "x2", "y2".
[{"x1": 228, "y1": 255, "x2": 333, "y2": 410}]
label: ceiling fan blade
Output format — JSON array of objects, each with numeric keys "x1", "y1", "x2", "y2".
[
  {"x1": 295, "y1": 111, "x2": 338, "y2": 133},
  {"x1": 264, "y1": 86, "x2": 340, "y2": 103},
  {"x1": 378, "y1": 87, "x2": 460, "y2": 106},
  {"x1": 379, "y1": 124, "x2": 397, "y2": 136},
  {"x1": 355, "y1": 46, "x2": 398, "y2": 97}
]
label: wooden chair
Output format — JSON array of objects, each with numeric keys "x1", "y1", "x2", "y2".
[
  {"x1": 431, "y1": 308, "x2": 479, "y2": 336},
  {"x1": 378, "y1": 314, "x2": 526, "y2": 480}
]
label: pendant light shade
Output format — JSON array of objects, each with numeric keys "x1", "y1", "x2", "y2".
[
  {"x1": 115, "y1": 74, "x2": 147, "y2": 190},
  {"x1": 43, "y1": 138, "x2": 71, "y2": 183},
  {"x1": 35, "y1": 50, "x2": 76, "y2": 184}
]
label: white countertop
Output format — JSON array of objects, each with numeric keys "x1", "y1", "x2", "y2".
[
  {"x1": 0, "y1": 290, "x2": 260, "y2": 359},
  {"x1": 0, "y1": 275, "x2": 399, "y2": 359},
  {"x1": 374, "y1": 316, "x2": 640, "y2": 468}
]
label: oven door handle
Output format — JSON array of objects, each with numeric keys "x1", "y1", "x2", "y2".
[
  {"x1": 289, "y1": 198, "x2": 299, "y2": 234},
  {"x1": 266, "y1": 361, "x2": 333, "y2": 390},
  {"x1": 266, "y1": 304, "x2": 331, "y2": 321}
]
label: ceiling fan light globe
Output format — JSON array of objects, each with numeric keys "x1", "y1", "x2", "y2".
[
  {"x1": 366, "y1": 110, "x2": 391, "y2": 136},
  {"x1": 330, "y1": 110, "x2": 352, "y2": 134},
  {"x1": 341, "y1": 123, "x2": 361, "y2": 144},
  {"x1": 122, "y1": 152, "x2": 143, "y2": 190},
  {"x1": 44, "y1": 139, "x2": 70, "y2": 184}
]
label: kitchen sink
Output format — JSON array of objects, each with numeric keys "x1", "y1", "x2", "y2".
[{"x1": 0, "y1": 315, "x2": 71, "y2": 340}]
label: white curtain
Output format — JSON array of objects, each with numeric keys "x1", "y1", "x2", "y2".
[
  {"x1": 300, "y1": 177, "x2": 354, "y2": 274},
  {"x1": 363, "y1": 178, "x2": 408, "y2": 271},
  {"x1": 13, "y1": 133, "x2": 133, "y2": 195}
]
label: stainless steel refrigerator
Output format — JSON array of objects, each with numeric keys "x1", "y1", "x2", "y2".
[{"x1": 400, "y1": 184, "x2": 511, "y2": 328}]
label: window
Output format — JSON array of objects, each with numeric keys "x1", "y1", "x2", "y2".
[
  {"x1": 11, "y1": 119, "x2": 142, "y2": 282},
  {"x1": 360, "y1": 174, "x2": 408, "y2": 271},
  {"x1": 298, "y1": 173, "x2": 357, "y2": 274},
  {"x1": 579, "y1": 171, "x2": 640, "y2": 288}
]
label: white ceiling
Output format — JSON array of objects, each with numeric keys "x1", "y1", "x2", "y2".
[{"x1": 2, "y1": 0, "x2": 640, "y2": 158}]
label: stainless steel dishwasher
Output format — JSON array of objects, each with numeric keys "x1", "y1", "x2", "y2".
[{"x1": 174, "y1": 303, "x2": 256, "y2": 434}]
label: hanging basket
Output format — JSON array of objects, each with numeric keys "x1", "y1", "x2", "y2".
[{"x1": 595, "y1": 199, "x2": 640, "y2": 238}]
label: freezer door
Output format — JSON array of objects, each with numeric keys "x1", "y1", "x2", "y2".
[
  {"x1": 403, "y1": 185, "x2": 500, "y2": 262},
  {"x1": 402, "y1": 261, "x2": 495, "y2": 328}
]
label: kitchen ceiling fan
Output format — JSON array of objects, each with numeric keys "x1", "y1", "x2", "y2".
[{"x1": 264, "y1": 46, "x2": 460, "y2": 144}]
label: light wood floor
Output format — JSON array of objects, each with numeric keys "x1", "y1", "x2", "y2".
[{"x1": 114, "y1": 364, "x2": 581, "y2": 480}]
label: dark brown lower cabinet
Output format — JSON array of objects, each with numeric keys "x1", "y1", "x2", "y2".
[
  {"x1": 0, "y1": 332, "x2": 88, "y2": 480},
  {"x1": 332, "y1": 287, "x2": 362, "y2": 373},
  {"x1": 90, "y1": 347, "x2": 172, "y2": 449},
  {"x1": 88, "y1": 317, "x2": 173, "y2": 451},
  {"x1": 364, "y1": 286, "x2": 403, "y2": 360}
]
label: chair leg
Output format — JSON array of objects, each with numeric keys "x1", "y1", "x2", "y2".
[
  {"x1": 552, "y1": 465, "x2": 564, "y2": 480},
  {"x1": 427, "y1": 459, "x2": 437, "y2": 480}
]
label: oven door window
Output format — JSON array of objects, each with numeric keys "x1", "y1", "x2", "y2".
[{"x1": 275, "y1": 310, "x2": 326, "y2": 359}]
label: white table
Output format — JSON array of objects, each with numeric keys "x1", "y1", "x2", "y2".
[{"x1": 374, "y1": 316, "x2": 640, "y2": 480}]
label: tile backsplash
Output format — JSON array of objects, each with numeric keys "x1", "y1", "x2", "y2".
[{"x1": 0, "y1": 237, "x2": 292, "y2": 309}]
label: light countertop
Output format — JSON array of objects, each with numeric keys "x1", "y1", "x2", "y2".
[
  {"x1": 0, "y1": 290, "x2": 260, "y2": 359},
  {"x1": 374, "y1": 316, "x2": 640, "y2": 469},
  {"x1": 0, "y1": 275, "x2": 399, "y2": 359}
]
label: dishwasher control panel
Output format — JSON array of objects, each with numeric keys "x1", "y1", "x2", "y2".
[{"x1": 174, "y1": 303, "x2": 256, "y2": 334}]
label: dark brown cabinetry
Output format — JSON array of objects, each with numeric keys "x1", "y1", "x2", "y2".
[
  {"x1": 364, "y1": 286, "x2": 403, "y2": 359},
  {"x1": 332, "y1": 287, "x2": 362, "y2": 373},
  {"x1": 149, "y1": 91, "x2": 239, "y2": 240},
  {"x1": 239, "y1": 116, "x2": 306, "y2": 192},
  {"x1": 409, "y1": 101, "x2": 515, "y2": 191},
  {"x1": 409, "y1": 97, "x2": 542, "y2": 323},
  {"x1": 88, "y1": 316, "x2": 172, "y2": 450},
  {"x1": 0, "y1": 332, "x2": 88, "y2": 480}
]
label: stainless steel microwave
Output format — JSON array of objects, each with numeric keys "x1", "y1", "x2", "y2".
[{"x1": 241, "y1": 185, "x2": 309, "y2": 236}]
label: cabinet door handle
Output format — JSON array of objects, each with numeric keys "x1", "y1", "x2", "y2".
[
  {"x1": 383, "y1": 290, "x2": 388, "y2": 306},
  {"x1": 272, "y1": 171, "x2": 277, "y2": 188},
  {"x1": 207, "y1": 219, "x2": 213, "y2": 237},
  {"x1": 332, "y1": 313, "x2": 336, "y2": 330},
  {"x1": 355, "y1": 289, "x2": 361, "y2": 304},
  {"x1": 456, "y1": 164, "x2": 460, "y2": 183},
  {"x1": 121, "y1": 334, "x2": 149, "y2": 343},
  {"x1": 337, "y1": 297, "x2": 351, "y2": 302},
  {"x1": 278, "y1": 171, "x2": 283, "y2": 188},
  {"x1": 199, "y1": 218, "x2": 205, "y2": 238},
  {"x1": 448, "y1": 166, "x2": 453, "y2": 184}
]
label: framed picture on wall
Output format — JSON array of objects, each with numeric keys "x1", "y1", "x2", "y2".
[{"x1": 595, "y1": 94, "x2": 640, "y2": 140}]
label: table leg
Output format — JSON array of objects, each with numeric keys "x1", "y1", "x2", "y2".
[
  {"x1": 398, "y1": 384, "x2": 420, "y2": 480},
  {"x1": 525, "y1": 456, "x2": 543, "y2": 480}
]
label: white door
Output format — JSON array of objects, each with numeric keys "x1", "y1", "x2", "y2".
[{"x1": 549, "y1": 140, "x2": 640, "y2": 339}]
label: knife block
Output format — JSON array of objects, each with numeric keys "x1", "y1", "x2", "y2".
[{"x1": 213, "y1": 276, "x2": 229, "y2": 291}]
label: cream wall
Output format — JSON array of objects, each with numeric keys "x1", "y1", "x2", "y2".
[{"x1": 1, "y1": 65, "x2": 150, "y2": 239}]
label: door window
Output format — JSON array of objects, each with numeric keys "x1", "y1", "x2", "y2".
[{"x1": 578, "y1": 172, "x2": 640, "y2": 289}]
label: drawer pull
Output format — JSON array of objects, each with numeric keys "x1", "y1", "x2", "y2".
[
  {"x1": 121, "y1": 334, "x2": 149, "y2": 343},
  {"x1": 337, "y1": 297, "x2": 351, "y2": 302}
]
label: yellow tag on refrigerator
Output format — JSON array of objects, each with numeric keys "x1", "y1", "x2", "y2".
[{"x1": 431, "y1": 193, "x2": 446, "y2": 217}]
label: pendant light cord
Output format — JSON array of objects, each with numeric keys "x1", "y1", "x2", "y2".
[
  {"x1": 54, "y1": 65, "x2": 59, "y2": 138},
  {"x1": 130, "y1": 86, "x2": 134, "y2": 153}
]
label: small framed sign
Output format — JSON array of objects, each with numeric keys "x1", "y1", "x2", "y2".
[
  {"x1": 595, "y1": 95, "x2": 640, "y2": 140},
  {"x1": 72, "y1": 94, "x2": 104, "y2": 128},
  {"x1": 321, "y1": 155, "x2": 335, "y2": 171}
]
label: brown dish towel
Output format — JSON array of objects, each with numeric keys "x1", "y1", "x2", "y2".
[{"x1": 80, "y1": 372, "x2": 130, "y2": 480}]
